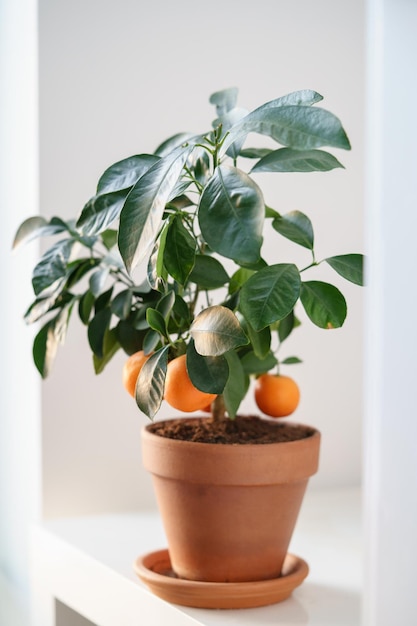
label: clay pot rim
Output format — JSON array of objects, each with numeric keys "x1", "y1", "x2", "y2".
[{"x1": 143, "y1": 416, "x2": 320, "y2": 449}]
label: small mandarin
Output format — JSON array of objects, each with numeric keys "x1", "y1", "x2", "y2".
[
  {"x1": 122, "y1": 350, "x2": 151, "y2": 397},
  {"x1": 254, "y1": 373, "x2": 300, "y2": 418},
  {"x1": 164, "y1": 354, "x2": 217, "y2": 412}
]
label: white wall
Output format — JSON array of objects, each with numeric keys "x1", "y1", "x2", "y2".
[
  {"x1": 38, "y1": 0, "x2": 365, "y2": 517},
  {"x1": 0, "y1": 0, "x2": 41, "y2": 603},
  {"x1": 363, "y1": 0, "x2": 417, "y2": 623}
]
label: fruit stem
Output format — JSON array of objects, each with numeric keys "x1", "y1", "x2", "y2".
[{"x1": 211, "y1": 395, "x2": 226, "y2": 422}]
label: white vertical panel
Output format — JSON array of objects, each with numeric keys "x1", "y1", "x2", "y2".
[
  {"x1": 0, "y1": 0, "x2": 41, "y2": 599},
  {"x1": 364, "y1": 0, "x2": 417, "y2": 623}
]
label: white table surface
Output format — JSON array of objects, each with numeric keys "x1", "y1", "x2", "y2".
[{"x1": 31, "y1": 486, "x2": 362, "y2": 626}]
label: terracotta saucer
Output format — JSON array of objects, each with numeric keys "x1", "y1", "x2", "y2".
[{"x1": 134, "y1": 549, "x2": 309, "y2": 609}]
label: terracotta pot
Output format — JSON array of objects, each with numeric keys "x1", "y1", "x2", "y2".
[{"x1": 142, "y1": 418, "x2": 320, "y2": 583}]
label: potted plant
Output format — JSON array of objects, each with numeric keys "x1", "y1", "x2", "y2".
[{"x1": 14, "y1": 87, "x2": 363, "y2": 609}]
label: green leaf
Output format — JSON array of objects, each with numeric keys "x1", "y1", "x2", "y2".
[
  {"x1": 88, "y1": 307, "x2": 112, "y2": 357},
  {"x1": 115, "y1": 320, "x2": 146, "y2": 355},
  {"x1": 78, "y1": 290, "x2": 95, "y2": 325},
  {"x1": 24, "y1": 281, "x2": 67, "y2": 324},
  {"x1": 97, "y1": 154, "x2": 160, "y2": 194},
  {"x1": 111, "y1": 289, "x2": 132, "y2": 320},
  {"x1": 225, "y1": 105, "x2": 351, "y2": 153},
  {"x1": 154, "y1": 132, "x2": 196, "y2": 157},
  {"x1": 241, "y1": 350, "x2": 278, "y2": 375},
  {"x1": 33, "y1": 320, "x2": 59, "y2": 378},
  {"x1": 272, "y1": 210, "x2": 314, "y2": 250},
  {"x1": 156, "y1": 290, "x2": 176, "y2": 320},
  {"x1": 186, "y1": 340, "x2": 229, "y2": 394},
  {"x1": 143, "y1": 329, "x2": 160, "y2": 355},
  {"x1": 246, "y1": 323, "x2": 271, "y2": 359},
  {"x1": 255, "y1": 89, "x2": 324, "y2": 109},
  {"x1": 66, "y1": 258, "x2": 100, "y2": 289},
  {"x1": 146, "y1": 308, "x2": 167, "y2": 337},
  {"x1": 135, "y1": 346, "x2": 169, "y2": 419},
  {"x1": 277, "y1": 310, "x2": 295, "y2": 343},
  {"x1": 199, "y1": 165, "x2": 264, "y2": 265},
  {"x1": 94, "y1": 286, "x2": 113, "y2": 312},
  {"x1": 118, "y1": 142, "x2": 197, "y2": 274},
  {"x1": 325, "y1": 254, "x2": 364, "y2": 286},
  {"x1": 163, "y1": 215, "x2": 195, "y2": 284},
  {"x1": 12, "y1": 216, "x2": 68, "y2": 249},
  {"x1": 89, "y1": 267, "x2": 110, "y2": 297},
  {"x1": 190, "y1": 305, "x2": 248, "y2": 356},
  {"x1": 189, "y1": 255, "x2": 229, "y2": 290},
  {"x1": 147, "y1": 223, "x2": 169, "y2": 290},
  {"x1": 229, "y1": 267, "x2": 255, "y2": 294},
  {"x1": 240, "y1": 264, "x2": 301, "y2": 331},
  {"x1": 101, "y1": 229, "x2": 118, "y2": 250},
  {"x1": 281, "y1": 356, "x2": 302, "y2": 365},
  {"x1": 251, "y1": 148, "x2": 344, "y2": 173},
  {"x1": 209, "y1": 87, "x2": 239, "y2": 115},
  {"x1": 223, "y1": 351, "x2": 249, "y2": 419},
  {"x1": 93, "y1": 328, "x2": 120, "y2": 374},
  {"x1": 76, "y1": 189, "x2": 131, "y2": 236},
  {"x1": 239, "y1": 148, "x2": 273, "y2": 159},
  {"x1": 300, "y1": 281, "x2": 347, "y2": 329},
  {"x1": 32, "y1": 239, "x2": 74, "y2": 296}
]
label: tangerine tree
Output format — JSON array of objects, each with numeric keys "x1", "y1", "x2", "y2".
[{"x1": 13, "y1": 88, "x2": 364, "y2": 420}]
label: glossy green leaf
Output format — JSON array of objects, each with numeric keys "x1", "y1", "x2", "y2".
[
  {"x1": 154, "y1": 132, "x2": 196, "y2": 157},
  {"x1": 12, "y1": 216, "x2": 68, "y2": 249},
  {"x1": 246, "y1": 323, "x2": 271, "y2": 359},
  {"x1": 33, "y1": 320, "x2": 58, "y2": 378},
  {"x1": 88, "y1": 307, "x2": 112, "y2": 357},
  {"x1": 78, "y1": 290, "x2": 95, "y2": 325},
  {"x1": 240, "y1": 350, "x2": 278, "y2": 375},
  {"x1": 118, "y1": 143, "x2": 196, "y2": 274},
  {"x1": 143, "y1": 329, "x2": 160, "y2": 355},
  {"x1": 240, "y1": 264, "x2": 301, "y2": 331},
  {"x1": 273, "y1": 211, "x2": 314, "y2": 250},
  {"x1": 115, "y1": 320, "x2": 146, "y2": 355},
  {"x1": 281, "y1": 356, "x2": 302, "y2": 364},
  {"x1": 97, "y1": 154, "x2": 159, "y2": 194},
  {"x1": 146, "y1": 308, "x2": 167, "y2": 337},
  {"x1": 189, "y1": 255, "x2": 229, "y2": 290},
  {"x1": 101, "y1": 229, "x2": 118, "y2": 250},
  {"x1": 199, "y1": 165, "x2": 264, "y2": 265},
  {"x1": 94, "y1": 286, "x2": 113, "y2": 312},
  {"x1": 77, "y1": 189, "x2": 130, "y2": 236},
  {"x1": 93, "y1": 328, "x2": 120, "y2": 374},
  {"x1": 225, "y1": 105, "x2": 351, "y2": 153},
  {"x1": 278, "y1": 310, "x2": 295, "y2": 343},
  {"x1": 229, "y1": 267, "x2": 255, "y2": 294},
  {"x1": 66, "y1": 258, "x2": 100, "y2": 289},
  {"x1": 111, "y1": 289, "x2": 132, "y2": 320},
  {"x1": 223, "y1": 351, "x2": 249, "y2": 419},
  {"x1": 24, "y1": 280, "x2": 67, "y2": 324},
  {"x1": 190, "y1": 305, "x2": 248, "y2": 356},
  {"x1": 135, "y1": 346, "x2": 169, "y2": 419},
  {"x1": 173, "y1": 295, "x2": 191, "y2": 323},
  {"x1": 156, "y1": 290, "x2": 176, "y2": 320},
  {"x1": 147, "y1": 224, "x2": 168, "y2": 290},
  {"x1": 163, "y1": 216, "x2": 195, "y2": 284},
  {"x1": 239, "y1": 148, "x2": 273, "y2": 159},
  {"x1": 251, "y1": 148, "x2": 344, "y2": 173},
  {"x1": 32, "y1": 239, "x2": 74, "y2": 296},
  {"x1": 300, "y1": 281, "x2": 347, "y2": 329},
  {"x1": 186, "y1": 340, "x2": 229, "y2": 394},
  {"x1": 325, "y1": 254, "x2": 364, "y2": 286},
  {"x1": 209, "y1": 87, "x2": 239, "y2": 115},
  {"x1": 89, "y1": 267, "x2": 110, "y2": 297},
  {"x1": 254, "y1": 89, "x2": 324, "y2": 110}
]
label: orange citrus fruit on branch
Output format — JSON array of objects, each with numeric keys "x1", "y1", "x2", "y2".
[
  {"x1": 254, "y1": 374, "x2": 300, "y2": 418},
  {"x1": 122, "y1": 350, "x2": 151, "y2": 397},
  {"x1": 164, "y1": 354, "x2": 217, "y2": 412}
]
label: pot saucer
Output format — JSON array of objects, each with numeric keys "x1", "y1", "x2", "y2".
[{"x1": 134, "y1": 549, "x2": 309, "y2": 609}]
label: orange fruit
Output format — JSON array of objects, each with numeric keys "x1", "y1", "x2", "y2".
[
  {"x1": 254, "y1": 374, "x2": 300, "y2": 418},
  {"x1": 164, "y1": 354, "x2": 217, "y2": 412},
  {"x1": 122, "y1": 350, "x2": 151, "y2": 397}
]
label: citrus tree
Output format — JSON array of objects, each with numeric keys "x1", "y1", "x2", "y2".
[{"x1": 13, "y1": 88, "x2": 364, "y2": 420}]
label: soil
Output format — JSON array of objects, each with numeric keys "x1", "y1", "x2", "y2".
[{"x1": 148, "y1": 416, "x2": 315, "y2": 445}]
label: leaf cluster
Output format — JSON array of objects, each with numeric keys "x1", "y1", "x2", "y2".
[{"x1": 13, "y1": 88, "x2": 364, "y2": 419}]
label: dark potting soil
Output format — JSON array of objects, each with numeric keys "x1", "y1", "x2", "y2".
[{"x1": 148, "y1": 416, "x2": 315, "y2": 445}]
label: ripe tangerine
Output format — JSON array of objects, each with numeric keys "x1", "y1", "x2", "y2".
[
  {"x1": 164, "y1": 354, "x2": 217, "y2": 412},
  {"x1": 254, "y1": 373, "x2": 300, "y2": 418},
  {"x1": 122, "y1": 350, "x2": 151, "y2": 397}
]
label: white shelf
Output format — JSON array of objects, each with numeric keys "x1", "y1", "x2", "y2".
[{"x1": 30, "y1": 486, "x2": 362, "y2": 626}]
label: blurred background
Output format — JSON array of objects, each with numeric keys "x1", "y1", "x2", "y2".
[{"x1": 2, "y1": 0, "x2": 416, "y2": 625}]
